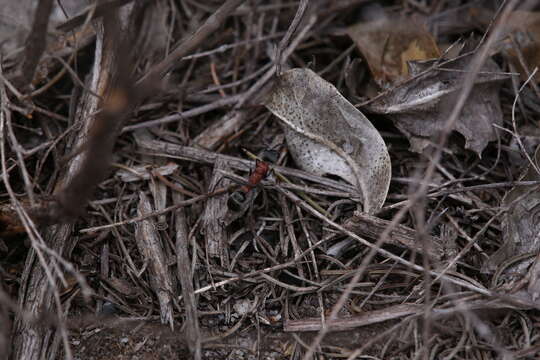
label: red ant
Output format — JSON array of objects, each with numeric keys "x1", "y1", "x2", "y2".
[{"x1": 227, "y1": 149, "x2": 279, "y2": 211}]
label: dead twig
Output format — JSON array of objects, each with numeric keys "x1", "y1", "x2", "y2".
[{"x1": 15, "y1": 0, "x2": 55, "y2": 88}]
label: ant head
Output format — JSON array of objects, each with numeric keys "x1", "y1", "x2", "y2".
[
  {"x1": 261, "y1": 149, "x2": 279, "y2": 163},
  {"x1": 227, "y1": 191, "x2": 246, "y2": 211}
]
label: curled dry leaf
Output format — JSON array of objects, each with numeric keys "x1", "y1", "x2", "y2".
[
  {"x1": 265, "y1": 68, "x2": 391, "y2": 214},
  {"x1": 473, "y1": 9, "x2": 540, "y2": 82},
  {"x1": 367, "y1": 51, "x2": 507, "y2": 155},
  {"x1": 486, "y1": 146, "x2": 540, "y2": 300},
  {"x1": 347, "y1": 18, "x2": 440, "y2": 84},
  {"x1": 501, "y1": 11, "x2": 540, "y2": 82}
]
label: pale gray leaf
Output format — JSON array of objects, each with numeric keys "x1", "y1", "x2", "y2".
[{"x1": 265, "y1": 68, "x2": 391, "y2": 214}]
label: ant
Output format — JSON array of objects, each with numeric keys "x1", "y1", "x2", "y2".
[{"x1": 227, "y1": 149, "x2": 280, "y2": 211}]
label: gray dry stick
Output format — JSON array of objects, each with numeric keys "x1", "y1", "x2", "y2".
[
  {"x1": 135, "y1": 192, "x2": 175, "y2": 328},
  {"x1": 134, "y1": 136, "x2": 357, "y2": 194},
  {"x1": 202, "y1": 158, "x2": 232, "y2": 264},
  {"x1": 174, "y1": 190, "x2": 201, "y2": 359}
]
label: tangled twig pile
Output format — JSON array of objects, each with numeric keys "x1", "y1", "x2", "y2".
[{"x1": 2, "y1": 0, "x2": 540, "y2": 359}]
